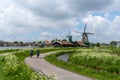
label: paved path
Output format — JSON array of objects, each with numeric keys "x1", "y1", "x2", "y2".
[{"x1": 25, "y1": 51, "x2": 93, "y2": 80}]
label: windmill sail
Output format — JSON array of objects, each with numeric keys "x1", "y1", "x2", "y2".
[
  {"x1": 84, "y1": 23, "x2": 87, "y2": 33},
  {"x1": 75, "y1": 23, "x2": 93, "y2": 46}
]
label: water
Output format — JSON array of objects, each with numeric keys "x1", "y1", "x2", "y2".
[
  {"x1": 57, "y1": 54, "x2": 70, "y2": 62},
  {"x1": 0, "y1": 46, "x2": 34, "y2": 50}
]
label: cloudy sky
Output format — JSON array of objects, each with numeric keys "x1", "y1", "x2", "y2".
[{"x1": 0, "y1": 0, "x2": 120, "y2": 43}]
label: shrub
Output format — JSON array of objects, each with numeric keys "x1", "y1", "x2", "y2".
[
  {"x1": 69, "y1": 49, "x2": 120, "y2": 73},
  {"x1": 3, "y1": 54, "x2": 56, "y2": 80}
]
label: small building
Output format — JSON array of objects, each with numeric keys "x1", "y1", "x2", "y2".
[
  {"x1": 62, "y1": 41, "x2": 73, "y2": 47},
  {"x1": 44, "y1": 40, "x2": 51, "y2": 47},
  {"x1": 0, "y1": 40, "x2": 4, "y2": 46},
  {"x1": 51, "y1": 41, "x2": 73, "y2": 47},
  {"x1": 40, "y1": 40, "x2": 51, "y2": 47},
  {"x1": 51, "y1": 41, "x2": 62, "y2": 47},
  {"x1": 74, "y1": 41, "x2": 85, "y2": 47},
  {"x1": 116, "y1": 42, "x2": 120, "y2": 47}
]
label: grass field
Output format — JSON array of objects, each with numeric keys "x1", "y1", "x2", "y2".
[
  {"x1": 0, "y1": 47, "x2": 76, "y2": 80},
  {"x1": 1, "y1": 47, "x2": 120, "y2": 80},
  {"x1": 0, "y1": 49, "x2": 19, "y2": 54},
  {"x1": 45, "y1": 47, "x2": 120, "y2": 80}
]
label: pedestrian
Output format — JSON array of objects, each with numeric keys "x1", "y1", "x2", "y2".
[
  {"x1": 30, "y1": 49, "x2": 33, "y2": 58},
  {"x1": 36, "y1": 50, "x2": 40, "y2": 58}
]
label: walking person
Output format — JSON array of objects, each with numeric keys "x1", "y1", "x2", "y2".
[
  {"x1": 30, "y1": 49, "x2": 33, "y2": 58},
  {"x1": 36, "y1": 50, "x2": 40, "y2": 58}
]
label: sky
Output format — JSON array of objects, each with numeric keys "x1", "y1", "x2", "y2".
[{"x1": 0, "y1": 0, "x2": 120, "y2": 43}]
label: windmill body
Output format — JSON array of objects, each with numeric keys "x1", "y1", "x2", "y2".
[
  {"x1": 76, "y1": 23, "x2": 93, "y2": 46},
  {"x1": 82, "y1": 33, "x2": 89, "y2": 44},
  {"x1": 66, "y1": 32, "x2": 73, "y2": 42}
]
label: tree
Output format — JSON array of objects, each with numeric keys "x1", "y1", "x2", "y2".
[
  {"x1": 96, "y1": 42, "x2": 100, "y2": 47},
  {"x1": 51, "y1": 38, "x2": 58, "y2": 43},
  {"x1": 14, "y1": 41, "x2": 18, "y2": 44},
  {"x1": 62, "y1": 39, "x2": 67, "y2": 42},
  {"x1": 110, "y1": 41, "x2": 117, "y2": 47},
  {"x1": 20, "y1": 41, "x2": 24, "y2": 46},
  {"x1": 37, "y1": 41, "x2": 42, "y2": 44},
  {"x1": 51, "y1": 39, "x2": 55, "y2": 43}
]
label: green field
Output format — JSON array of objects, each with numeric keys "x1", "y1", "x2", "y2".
[
  {"x1": 45, "y1": 47, "x2": 120, "y2": 80},
  {"x1": 0, "y1": 49, "x2": 19, "y2": 54},
  {"x1": 0, "y1": 47, "x2": 76, "y2": 80},
  {"x1": 0, "y1": 47, "x2": 120, "y2": 80}
]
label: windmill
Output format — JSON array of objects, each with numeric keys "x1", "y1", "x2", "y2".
[
  {"x1": 66, "y1": 32, "x2": 73, "y2": 42},
  {"x1": 76, "y1": 23, "x2": 93, "y2": 46}
]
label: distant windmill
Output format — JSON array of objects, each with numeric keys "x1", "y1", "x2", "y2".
[
  {"x1": 75, "y1": 23, "x2": 93, "y2": 46},
  {"x1": 66, "y1": 32, "x2": 73, "y2": 42}
]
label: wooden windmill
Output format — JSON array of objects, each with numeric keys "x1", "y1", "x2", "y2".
[
  {"x1": 66, "y1": 32, "x2": 73, "y2": 42},
  {"x1": 76, "y1": 23, "x2": 93, "y2": 46}
]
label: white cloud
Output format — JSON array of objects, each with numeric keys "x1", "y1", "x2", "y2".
[
  {"x1": 83, "y1": 15, "x2": 108, "y2": 33},
  {"x1": 0, "y1": 0, "x2": 120, "y2": 42},
  {"x1": 41, "y1": 32, "x2": 51, "y2": 36},
  {"x1": 40, "y1": 32, "x2": 62, "y2": 41},
  {"x1": 82, "y1": 15, "x2": 120, "y2": 42},
  {"x1": 108, "y1": 16, "x2": 120, "y2": 35}
]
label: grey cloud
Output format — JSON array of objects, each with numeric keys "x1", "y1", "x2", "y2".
[
  {"x1": 14, "y1": 0, "x2": 73, "y2": 20},
  {"x1": 14, "y1": 0, "x2": 114, "y2": 20},
  {"x1": 67, "y1": 0, "x2": 113, "y2": 11},
  {"x1": 107, "y1": 0, "x2": 120, "y2": 11},
  {"x1": 2, "y1": 0, "x2": 117, "y2": 29}
]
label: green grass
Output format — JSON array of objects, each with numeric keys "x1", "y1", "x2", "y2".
[
  {"x1": 70, "y1": 49, "x2": 120, "y2": 73},
  {"x1": 1, "y1": 47, "x2": 120, "y2": 80},
  {"x1": 45, "y1": 49, "x2": 120, "y2": 80},
  {"x1": 0, "y1": 49, "x2": 19, "y2": 54},
  {"x1": 14, "y1": 47, "x2": 78, "y2": 61},
  {"x1": 0, "y1": 47, "x2": 77, "y2": 80},
  {"x1": 100, "y1": 47, "x2": 120, "y2": 55},
  {"x1": 0, "y1": 57, "x2": 5, "y2": 80}
]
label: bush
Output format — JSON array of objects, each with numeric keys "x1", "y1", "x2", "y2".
[
  {"x1": 69, "y1": 49, "x2": 120, "y2": 73},
  {"x1": 3, "y1": 54, "x2": 56, "y2": 80}
]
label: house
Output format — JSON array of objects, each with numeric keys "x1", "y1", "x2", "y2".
[
  {"x1": 74, "y1": 41, "x2": 85, "y2": 47},
  {"x1": 51, "y1": 41, "x2": 73, "y2": 47},
  {"x1": 40, "y1": 40, "x2": 51, "y2": 47},
  {"x1": 44, "y1": 40, "x2": 51, "y2": 47},
  {"x1": 0, "y1": 40, "x2": 4, "y2": 46},
  {"x1": 116, "y1": 42, "x2": 120, "y2": 47},
  {"x1": 62, "y1": 41, "x2": 73, "y2": 47},
  {"x1": 51, "y1": 41, "x2": 62, "y2": 47}
]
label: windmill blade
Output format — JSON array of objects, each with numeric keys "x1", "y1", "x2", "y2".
[
  {"x1": 85, "y1": 32, "x2": 94, "y2": 34},
  {"x1": 84, "y1": 23, "x2": 87, "y2": 33}
]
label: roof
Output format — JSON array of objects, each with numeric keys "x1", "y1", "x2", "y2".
[
  {"x1": 61, "y1": 41, "x2": 73, "y2": 45},
  {"x1": 76, "y1": 41, "x2": 84, "y2": 46},
  {"x1": 44, "y1": 40, "x2": 50, "y2": 45},
  {"x1": 52, "y1": 41, "x2": 73, "y2": 45}
]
